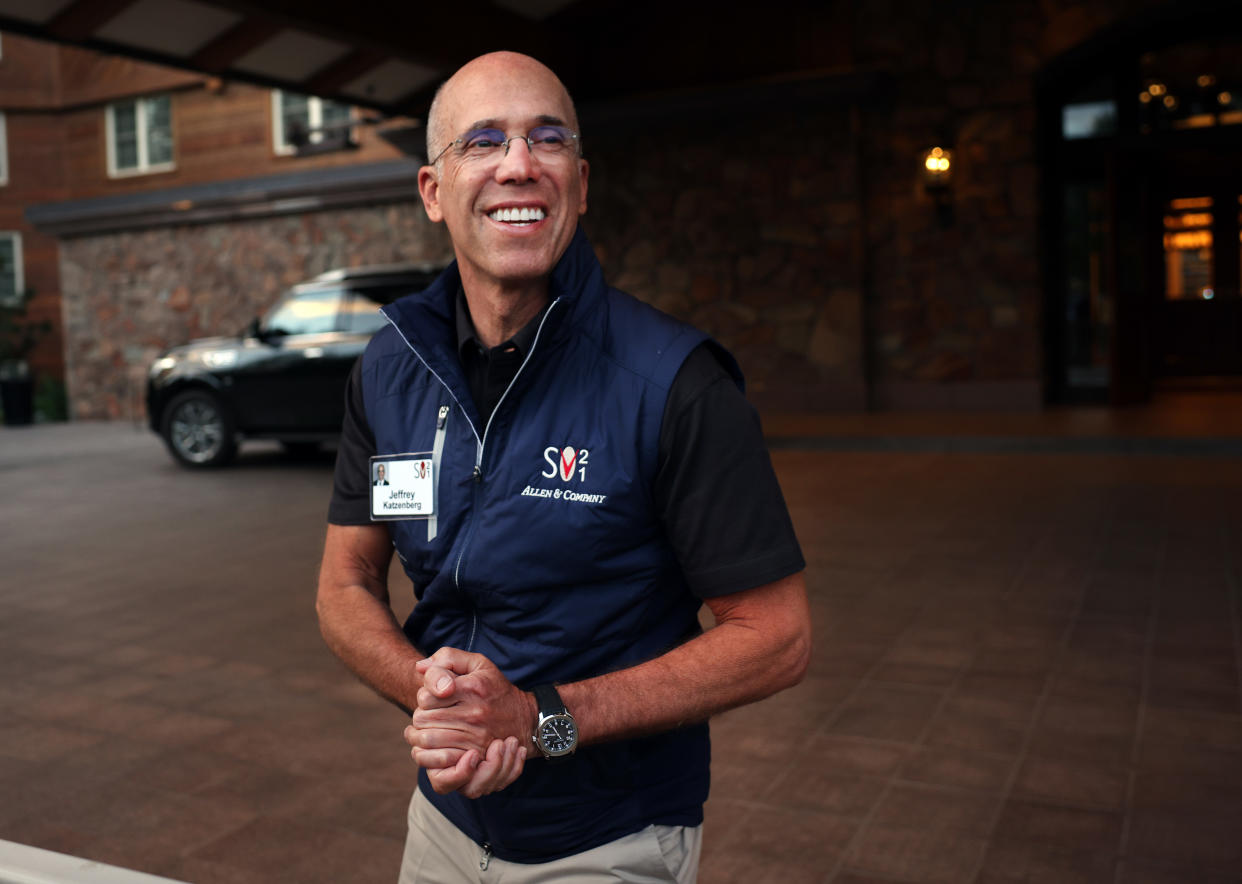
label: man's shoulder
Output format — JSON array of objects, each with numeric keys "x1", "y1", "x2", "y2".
[
  {"x1": 587, "y1": 286, "x2": 741, "y2": 391},
  {"x1": 360, "y1": 322, "x2": 407, "y2": 371},
  {"x1": 600, "y1": 284, "x2": 687, "y2": 329}
]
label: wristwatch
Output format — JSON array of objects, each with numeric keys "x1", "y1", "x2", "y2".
[{"x1": 531, "y1": 684, "x2": 577, "y2": 759}]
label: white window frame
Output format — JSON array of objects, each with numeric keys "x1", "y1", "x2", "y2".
[
  {"x1": 105, "y1": 95, "x2": 175, "y2": 178},
  {"x1": 0, "y1": 111, "x2": 8, "y2": 186},
  {"x1": 271, "y1": 90, "x2": 354, "y2": 155},
  {"x1": 0, "y1": 232, "x2": 24, "y2": 307}
]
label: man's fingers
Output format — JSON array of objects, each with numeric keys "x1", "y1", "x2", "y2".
[
  {"x1": 427, "y1": 749, "x2": 480, "y2": 794},
  {"x1": 411, "y1": 706, "x2": 488, "y2": 738},
  {"x1": 496, "y1": 737, "x2": 526, "y2": 790},
  {"x1": 416, "y1": 684, "x2": 458, "y2": 711},
  {"x1": 418, "y1": 663, "x2": 456, "y2": 700},
  {"x1": 411, "y1": 746, "x2": 466, "y2": 770},
  {"x1": 460, "y1": 739, "x2": 507, "y2": 799},
  {"x1": 406, "y1": 723, "x2": 487, "y2": 753},
  {"x1": 416, "y1": 737, "x2": 526, "y2": 799},
  {"x1": 418, "y1": 647, "x2": 485, "y2": 676}
]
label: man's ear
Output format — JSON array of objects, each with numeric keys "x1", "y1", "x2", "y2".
[
  {"x1": 577, "y1": 159, "x2": 589, "y2": 216},
  {"x1": 418, "y1": 166, "x2": 444, "y2": 223}
]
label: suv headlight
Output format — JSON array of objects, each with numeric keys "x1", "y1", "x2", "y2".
[
  {"x1": 150, "y1": 356, "x2": 177, "y2": 375},
  {"x1": 202, "y1": 350, "x2": 238, "y2": 368}
]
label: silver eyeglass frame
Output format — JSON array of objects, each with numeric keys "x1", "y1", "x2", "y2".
[{"x1": 428, "y1": 128, "x2": 582, "y2": 166}]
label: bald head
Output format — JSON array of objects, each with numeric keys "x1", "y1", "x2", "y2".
[{"x1": 425, "y1": 51, "x2": 580, "y2": 164}]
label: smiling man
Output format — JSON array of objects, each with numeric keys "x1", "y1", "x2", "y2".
[{"x1": 316, "y1": 51, "x2": 810, "y2": 883}]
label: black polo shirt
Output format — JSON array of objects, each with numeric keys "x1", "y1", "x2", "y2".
[{"x1": 329, "y1": 294, "x2": 803, "y2": 599}]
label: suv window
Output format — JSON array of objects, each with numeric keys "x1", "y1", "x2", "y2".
[
  {"x1": 262, "y1": 288, "x2": 342, "y2": 336},
  {"x1": 340, "y1": 290, "x2": 390, "y2": 334}
]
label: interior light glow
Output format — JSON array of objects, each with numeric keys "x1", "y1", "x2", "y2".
[
  {"x1": 1165, "y1": 212, "x2": 1213, "y2": 228},
  {"x1": 920, "y1": 146, "x2": 953, "y2": 189},
  {"x1": 1163, "y1": 230, "x2": 1213, "y2": 250}
]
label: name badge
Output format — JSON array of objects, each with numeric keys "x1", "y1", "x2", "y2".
[{"x1": 370, "y1": 453, "x2": 434, "y2": 521}]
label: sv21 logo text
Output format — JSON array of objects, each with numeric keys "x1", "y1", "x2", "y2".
[{"x1": 542, "y1": 446, "x2": 589, "y2": 482}]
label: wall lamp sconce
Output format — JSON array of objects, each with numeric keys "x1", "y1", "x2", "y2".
[{"x1": 921, "y1": 146, "x2": 955, "y2": 226}]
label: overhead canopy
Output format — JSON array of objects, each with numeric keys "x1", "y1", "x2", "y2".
[
  {"x1": 0, "y1": 0, "x2": 880, "y2": 123},
  {"x1": 0, "y1": 0, "x2": 581, "y2": 115}
]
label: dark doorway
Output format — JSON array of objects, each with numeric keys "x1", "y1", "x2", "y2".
[
  {"x1": 1040, "y1": 5, "x2": 1242, "y2": 403},
  {"x1": 1156, "y1": 163, "x2": 1242, "y2": 376}
]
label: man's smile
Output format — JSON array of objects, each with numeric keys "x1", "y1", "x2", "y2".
[{"x1": 486, "y1": 205, "x2": 548, "y2": 226}]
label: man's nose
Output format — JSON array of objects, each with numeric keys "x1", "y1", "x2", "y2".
[{"x1": 494, "y1": 137, "x2": 540, "y2": 182}]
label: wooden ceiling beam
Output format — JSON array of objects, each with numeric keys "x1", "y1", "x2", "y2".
[
  {"x1": 46, "y1": 0, "x2": 142, "y2": 41},
  {"x1": 203, "y1": 0, "x2": 557, "y2": 71},
  {"x1": 302, "y1": 47, "x2": 390, "y2": 97},
  {"x1": 189, "y1": 18, "x2": 284, "y2": 73}
]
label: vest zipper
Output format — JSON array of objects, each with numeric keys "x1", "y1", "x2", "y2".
[
  {"x1": 456, "y1": 300, "x2": 561, "y2": 651},
  {"x1": 479, "y1": 842, "x2": 492, "y2": 871},
  {"x1": 426, "y1": 405, "x2": 449, "y2": 542},
  {"x1": 384, "y1": 299, "x2": 562, "y2": 654},
  {"x1": 475, "y1": 299, "x2": 561, "y2": 473}
]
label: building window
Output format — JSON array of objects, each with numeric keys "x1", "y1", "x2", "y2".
[
  {"x1": 1164, "y1": 197, "x2": 1215, "y2": 300},
  {"x1": 106, "y1": 95, "x2": 174, "y2": 177},
  {"x1": 0, "y1": 111, "x2": 7, "y2": 186},
  {"x1": 272, "y1": 90, "x2": 353, "y2": 155},
  {"x1": 0, "y1": 232, "x2": 23, "y2": 306},
  {"x1": 1062, "y1": 100, "x2": 1118, "y2": 140}
]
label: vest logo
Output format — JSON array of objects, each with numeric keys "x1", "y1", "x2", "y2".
[
  {"x1": 523, "y1": 445, "x2": 607, "y2": 505},
  {"x1": 542, "y1": 445, "x2": 588, "y2": 483}
]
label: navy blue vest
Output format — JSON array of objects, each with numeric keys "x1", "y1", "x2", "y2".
[{"x1": 360, "y1": 228, "x2": 742, "y2": 863}]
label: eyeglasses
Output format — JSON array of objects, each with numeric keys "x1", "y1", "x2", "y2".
[{"x1": 429, "y1": 125, "x2": 581, "y2": 165}]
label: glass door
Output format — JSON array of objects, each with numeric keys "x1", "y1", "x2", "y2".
[{"x1": 1158, "y1": 190, "x2": 1242, "y2": 375}]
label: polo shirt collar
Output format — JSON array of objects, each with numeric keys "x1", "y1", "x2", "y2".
[{"x1": 455, "y1": 286, "x2": 548, "y2": 361}]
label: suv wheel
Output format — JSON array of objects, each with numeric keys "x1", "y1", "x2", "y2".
[{"x1": 161, "y1": 389, "x2": 237, "y2": 467}]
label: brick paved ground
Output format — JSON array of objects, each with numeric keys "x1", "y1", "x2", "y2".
[{"x1": 1, "y1": 408, "x2": 1240, "y2": 883}]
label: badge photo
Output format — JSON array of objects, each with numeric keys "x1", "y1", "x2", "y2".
[{"x1": 370, "y1": 453, "x2": 435, "y2": 521}]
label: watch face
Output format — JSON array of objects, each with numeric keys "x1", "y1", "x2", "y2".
[{"x1": 538, "y1": 714, "x2": 577, "y2": 755}]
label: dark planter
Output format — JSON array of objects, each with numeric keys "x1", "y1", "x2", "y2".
[{"x1": 1, "y1": 376, "x2": 34, "y2": 426}]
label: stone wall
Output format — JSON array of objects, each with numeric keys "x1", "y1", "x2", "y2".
[
  {"x1": 584, "y1": 108, "x2": 866, "y2": 412},
  {"x1": 59, "y1": 204, "x2": 451, "y2": 420}
]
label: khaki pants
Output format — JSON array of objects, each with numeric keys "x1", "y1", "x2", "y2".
[{"x1": 398, "y1": 788, "x2": 701, "y2": 884}]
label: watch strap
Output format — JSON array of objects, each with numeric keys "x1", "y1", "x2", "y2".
[{"x1": 533, "y1": 683, "x2": 566, "y2": 716}]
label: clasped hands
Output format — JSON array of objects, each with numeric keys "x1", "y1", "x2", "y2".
[{"x1": 403, "y1": 647, "x2": 534, "y2": 799}]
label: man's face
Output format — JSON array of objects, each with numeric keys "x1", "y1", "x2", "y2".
[
  {"x1": 377, "y1": 464, "x2": 385, "y2": 480},
  {"x1": 418, "y1": 54, "x2": 589, "y2": 292}
]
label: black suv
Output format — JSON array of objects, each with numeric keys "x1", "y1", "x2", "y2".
[{"x1": 147, "y1": 262, "x2": 444, "y2": 467}]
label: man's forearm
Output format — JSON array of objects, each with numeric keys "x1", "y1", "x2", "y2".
[
  {"x1": 316, "y1": 524, "x2": 425, "y2": 713},
  {"x1": 558, "y1": 572, "x2": 811, "y2": 746},
  {"x1": 317, "y1": 582, "x2": 426, "y2": 712}
]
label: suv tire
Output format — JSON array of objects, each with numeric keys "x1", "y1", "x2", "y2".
[{"x1": 161, "y1": 389, "x2": 238, "y2": 468}]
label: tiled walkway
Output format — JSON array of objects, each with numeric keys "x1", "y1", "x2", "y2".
[{"x1": 2, "y1": 399, "x2": 1241, "y2": 883}]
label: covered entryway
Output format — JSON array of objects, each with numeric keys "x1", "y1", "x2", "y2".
[
  {"x1": 1157, "y1": 165, "x2": 1242, "y2": 377},
  {"x1": 1040, "y1": 4, "x2": 1242, "y2": 403}
]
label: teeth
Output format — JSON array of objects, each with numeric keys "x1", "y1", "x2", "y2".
[{"x1": 489, "y1": 207, "x2": 545, "y2": 223}]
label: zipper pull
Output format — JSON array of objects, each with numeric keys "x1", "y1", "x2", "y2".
[
  {"x1": 459, "y1": 464, "x2": 482, "y2": 486},
  {"x1": 479, "y1": 842, "x2": 492, "y2": 871},
  {"x1": 436, "y1": 405, "x2": 449, "y2": 429}
]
